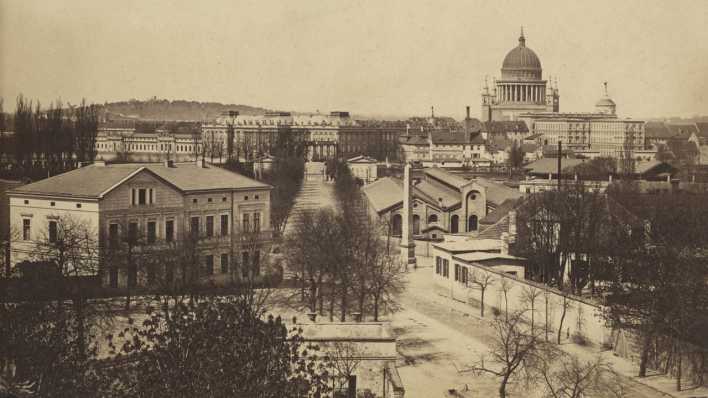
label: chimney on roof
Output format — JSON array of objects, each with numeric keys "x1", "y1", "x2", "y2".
[{"x1": 466, "y1": 106, "x2": 471, "y2": 120}]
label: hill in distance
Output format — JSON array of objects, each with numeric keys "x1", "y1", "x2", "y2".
[{"x1": 101, "y1": 98, "x2": 277, "y2": 121}]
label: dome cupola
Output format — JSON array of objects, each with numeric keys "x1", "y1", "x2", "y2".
[{"x1": 501, "y1": 27, "x2": 542, "y2": 80}]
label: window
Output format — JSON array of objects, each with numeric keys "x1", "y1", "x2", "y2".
[
  {"x1": 253, "y1": 213, "x2": 261, "y2": 232},
  {"x1": 242, "y1": 213, "x2": 250, "y2": 232},
  {"x1": 147, "y1": 221, "x2": 156, "y2": 244},
  {"x1": 205, "y1": 255, "x2": 214, "y2": 275},
  {"x1": 454, "y1": 264, "x2": 460, "y2": 281},
  {"x1": 206, "y1": 216, "x2": 214, "y2": 237},
  {"x1": 244, "y1": 196, "x2": 249, "y2": 201},
  {"x1": 208, "y1": 198, "x2": 212, "y2": 203},
  {"x1": 428, "y1": 214, "x2": 438, "y2": 224},
  {"x1": 435, "y1": 256, "x2": 442, "y2": 275},
  {"x1": 76, "y1": 203, "x2": 82, "y2": 208},
  {"x1": 255, "y1": 195, "x2": 259, "y2": 200},
  {"x1": 128, "y1": 222, "x2": 138, "y2": 244},
  {"x1": 222, "y1": 197, "x2": 227, "y2": 202},
  {"x1": 221, "y1": 215, "x2": 229, "y2": 236},
  {"x1": 24, "y1": 200, "x2": 29, "y2": 205},
  {"x1": 192, "y1": 198, "x2": 198, "y2": 204},
  {"x1": 138, "y1": 189, "x2": 147, "y2": 205},
  {"x1": 22, "y1": 219, "x2": 31, "y2": 240},
  {"x1": 165, "y1": 219, "x2": 174, "y2": 242},
  {"x1": 109, "y1": 223, "x2": 119, "y2": 247},
  {"x1": 50, "y1": 202, "x2": 55, "y2": 207},
  {"x1": 48, "y1": 220, "x2": 58, "y2": 243},
  {"x1": 191, "y1": 217, "x2": 200, "y2": 237},
  {"x1": 221, "y1": 254, "x2": 229, "y2": 274}
]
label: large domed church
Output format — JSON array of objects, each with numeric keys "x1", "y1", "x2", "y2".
[{"x1": 481, "y1": 28, "x2": 560, "y2": 122}]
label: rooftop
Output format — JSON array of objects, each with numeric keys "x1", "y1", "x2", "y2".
[
  {"x1": 347, "y1": 155, "x2": 378, "y2": 163},
  {"x1": 474, "y1": 177, "x2": 523, "y2": 206},
  {"x1": 433, "y1": 238, "x2": 502, "y2": 253},
  {"x1": 423, "y1": 168, "x2": 470, "y2": 189},
  {"x1": 523, "y1": 157, "x2": 586, "y2": 175},
  {"x1": 11, "y1": 162, "x2": 270, "y2": 199},
  {"x1": 453, "y1": 252, "x2": 524, "y2": 263}
]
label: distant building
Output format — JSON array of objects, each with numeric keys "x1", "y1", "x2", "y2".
[
  {"x1": 95, "y1": 121, "x2": 202, "y2": 163},
  {"x1": 8, "y1": 160, "x2": 273, "y2": 288},
  {"x1": 346, "y1": 155, "x2": 378, "y2": 184},
  {"x1": 481, "y1": 29, "x2": 560, "y2": 122},
  {"x1": 202, "y1": 111, "x2": 404, "y2": 162}
]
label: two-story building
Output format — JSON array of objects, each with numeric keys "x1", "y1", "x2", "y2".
[{"x1": 8, "y1": 160, "x2": 273, "y2": 288}]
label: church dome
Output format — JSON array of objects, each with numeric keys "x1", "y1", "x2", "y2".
[{"x1": 501, "y1": 32, "x2": 542, "y2": 80}]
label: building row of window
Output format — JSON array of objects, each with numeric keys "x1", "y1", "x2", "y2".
[
  {"x1": 21, "y1": 199, "x2": 83, "y2": 209},
  {"x1": 434, "y1": 256, "x2": 449, "y2": 278}
]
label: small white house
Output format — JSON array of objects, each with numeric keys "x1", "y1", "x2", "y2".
[{"x1": 347, "y1": 155, "x2": 378, "y2": 184}]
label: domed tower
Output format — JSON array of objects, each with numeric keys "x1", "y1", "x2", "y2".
[
  {"x1": 481, "y1": 28, "x2": 560, "y2": 122},
  {"x1": 595, "y1": 82, "x2": 616, "y2": 115}
]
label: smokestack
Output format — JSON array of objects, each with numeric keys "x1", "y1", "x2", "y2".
[{"x1": 466, "y1": 106, "x2": 470, "y2": 120}]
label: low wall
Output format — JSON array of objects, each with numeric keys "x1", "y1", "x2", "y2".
[{"x1": 434, "y1": 261, "x2": 612, "y2": 346}]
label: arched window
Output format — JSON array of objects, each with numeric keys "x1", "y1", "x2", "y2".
[
  {"x1": 412, "y1": 215, "x2": 420, "y2": 235},
  {"x1": 392, "y1": 214, "x2": 402, "y2": 236},
  {"x1": 468, "y1": 215, "x2": 478, "y2": 231},
  {"x1": 451, "y1": 215, "x2": 459, "y2": 234},
  {"x1": 428, "y1": 214, "x2": 438, "y2": 224}
]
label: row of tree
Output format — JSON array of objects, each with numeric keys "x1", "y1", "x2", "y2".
[
  {"x1": 286, "y1": 161, "x2": 404, "y2": 322},
  {"x1": 510, "y1": 179, "x2": 708, "y2": 390},
  {"x1": 1, "y1": 95, "x2": 99, "y2": 180}
]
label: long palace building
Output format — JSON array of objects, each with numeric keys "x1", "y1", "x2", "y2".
[{"x1": 95, "y1": 112, "x2": 406, "y2": 163}]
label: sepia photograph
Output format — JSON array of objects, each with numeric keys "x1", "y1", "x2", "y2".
[{"x1": 1, "y1": 1, "x2": 708, "y2": 397}]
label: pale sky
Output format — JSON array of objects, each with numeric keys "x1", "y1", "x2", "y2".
[{"x1": 1, "y1": 0, "x2": 707, "y2": 120}]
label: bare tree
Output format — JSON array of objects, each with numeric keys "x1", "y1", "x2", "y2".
[
  {"x1": 468, "y1": 310, "x2": 542, "y2": 398},
  {"x1": 557, "y1": 293, "x2": 571, "y2": 345},
  {"x1": 536, "y1": 350, "x2": 625, "y2": 398},
  {"x1": 522, "y1": 285, "x2": 543, "y2": 336},
  {"x1": 470, "y1": 270, "x2": 495, "y2": 318}
]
